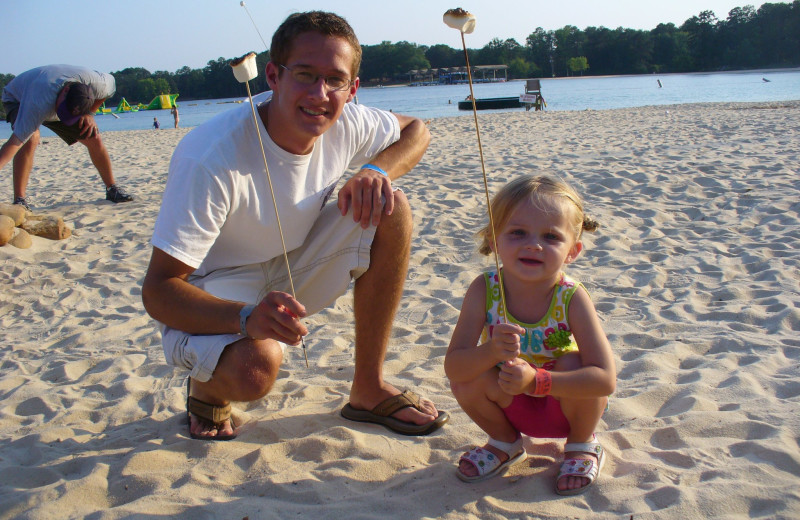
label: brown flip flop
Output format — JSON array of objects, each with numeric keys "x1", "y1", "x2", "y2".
[{"x1": 341, "y1": 390, "x2": 449, "y2": 436}]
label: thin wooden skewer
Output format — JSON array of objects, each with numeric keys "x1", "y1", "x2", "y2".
[
  {"x1": 239, "y1": 1, "x2": 269, "y2": 50},
  {"x1": 243, "y1": 80, "x2": 309, "y2": 368},
  {"x1": 234, "y1": 9, "x2": 308, "y2": 366},
  {"x1": 458, "y1": 31, "x2": 509, "y2": 321}
]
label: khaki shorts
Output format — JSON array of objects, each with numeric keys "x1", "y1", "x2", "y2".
[
  {"x1": 41, "y1": 118, "x2": 84, "y2": 145},
  {"x1": 3, "y1": 101, "x2": 83, "y2": 146},
  {"x1": 161, "y1": 201, "x2": 377, "y2": 382}
]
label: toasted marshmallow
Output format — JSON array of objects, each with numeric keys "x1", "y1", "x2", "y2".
[
  {"x1": 231, "y1": 52, "x2": 258, "y2": 83},
  {"x1": 443, "y1": 8, "x2": 476, "y2": 34}
]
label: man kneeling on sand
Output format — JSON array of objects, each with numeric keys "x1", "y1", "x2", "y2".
[{"x1": 142, "y1": 11, "x2": 448, "y2": 440}]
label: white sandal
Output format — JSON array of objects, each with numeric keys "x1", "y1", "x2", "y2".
[
  {"x1": 457, "y1": 437, "x2": 527, "y2": 483},
  {"x1": 555, "y1": 438, "x2": 605, "y2": 495}
]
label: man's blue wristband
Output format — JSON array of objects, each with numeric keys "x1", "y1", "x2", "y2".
[
  {"x1": 361, "y1": 163, "x2": 388, "y2": 176},
  {"x1": 239, "y1": 304, "x2": 256, "y2": 337}
]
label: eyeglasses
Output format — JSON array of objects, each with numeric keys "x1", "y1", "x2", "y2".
[{"x1": 279, "y1": 64, "x2": 353, "y2": 92}]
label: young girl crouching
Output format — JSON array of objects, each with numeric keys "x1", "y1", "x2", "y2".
[{"x1": 444, "y1": 175, "x2": 616, "y2": 495}]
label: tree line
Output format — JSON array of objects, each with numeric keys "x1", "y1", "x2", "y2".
[{"x1": 1, "y1": 2, "x2": 798, "y2": 106}]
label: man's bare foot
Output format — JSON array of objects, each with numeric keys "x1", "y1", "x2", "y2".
[
  {"x1": 186, "y1": 378, "x2": 237, "y2": 440},
  {"x1": 342, "y1": 384, "x2": 449, "y2": 436},
  {"x1": 188, "y1": 413, "x2": 236, "y2": 439},
  {"x1": 349, "y1": 384, "x2": 439, "y2": 426}
]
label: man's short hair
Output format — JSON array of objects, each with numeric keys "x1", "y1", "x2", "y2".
[
  {"x1": 270, "y1": 11, "x2": 362, "y2": 79},
  {"x1": 56, "y1": 83, "x2": 94, "y2": 125}
]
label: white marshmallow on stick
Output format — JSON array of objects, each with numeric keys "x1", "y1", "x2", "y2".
[
  {"x1": 443, "y1": 8, "x2": 476, "y2": 34},
  {"x1": 443, "y1": 7, "x2": 509, "y2": 319},
  {"x1": 230, "y1": 52, "x2": 258, "y2": 82},
  {"x1": 230, "y1": 51, "x2": 310, "y2": 367}
]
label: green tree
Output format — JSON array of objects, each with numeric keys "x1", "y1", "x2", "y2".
[
  {"x1": 361, "y1": 41, "x2": 430, "y2": 84},
  {"x1": 477, "y1": 38, "x2": 524, "y2": 65},
  {"x1": 525, "y1": 28, "x2": 556, "y2": 77},
  {"x1": 391, "y1": 41, "x2": 431, "y2": 75},
  {"x1": 755, "y1": 1, "x2": 799, "y2": 66},
  {"x1": 174, "y1": 66, "x2": 205, "y2": 100},
  {"x1": 0, "y1": 73, "x2": 14, "y2": 92},
  {"x1": 508, "y1": 57, "x2": 539, "y2": 78},
  {"x1": 553, "y1": 25, "x2": 585, "y2": 75},
  {"x1": 202, "y1": 57, "x2": 240, "y2": 99},
  {"x1": 619, "y1": 28, "x2": 653, "y2": 74},
  {"x1": 651, "y1": 23, "x2": 693, "y2": 72},
  {"x1": 111, "y1": 67, "x2": 152, "y2": 103},
  {"x1": 720, "y1": 5, "x2": 758, "y2": 68},
  {"x1": 0, "y1": 73, "x2": 13, "y2": 117},
  {"x1": 681, "y1": 10, "x2": 720, "y2": 71},
  {"x1": 152, "y1": 70, "x2": 178, "y2": 95},
  {"x1": 136, "y1": 78, "x2": 157, "y2": 102},
  {"x1": 567, "y1": 56, "x2": 589, "y2": 75},
  {"x1": 153, "y1": 78, "x2": 171, "y2": 95},
  {"x1": 425, "y1": 44, "x2": 462, "y2": 68}
]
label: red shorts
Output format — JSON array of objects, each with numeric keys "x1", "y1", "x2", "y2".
[{"x1": 502, "y1": 394, "x2": 571, "y2": 439}]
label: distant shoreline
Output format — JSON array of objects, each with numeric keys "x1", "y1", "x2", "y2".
[
  {"x1": 4, "y1": 99, "x2": 800, "y2": 142},
  {"x1": 536, "y1": 66, "x2": 800, "y2": 82},
  {"x1": 2, "y1": 68, "x2": 799, "y2": 139},
  {"x1": 366, "y1": 66, "x2": 800, "y2": 87}
]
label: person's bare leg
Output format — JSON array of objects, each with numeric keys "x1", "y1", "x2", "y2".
[
  {"x1": 556, "y1": 395, "x2": 606, "y2": 491},
  {"x1": 553, "y1": 353, "x2": 607, "y2": 492},
  {"x1": 79, "y1": 135, "x2": 115, "y2": 187},
  {"x1": 188, "y1": 337, "x2": 283, "y2": 438},
  {"x1": 12, "y1": 129, "x2": 39, "y2": 199},
  {"x1": 347, "y1": 191, "x2": 438, "y2": 425}
]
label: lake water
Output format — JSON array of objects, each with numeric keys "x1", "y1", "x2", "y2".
[{"x1": 2, "y1": 69, "x2": 799, "y2": 140}]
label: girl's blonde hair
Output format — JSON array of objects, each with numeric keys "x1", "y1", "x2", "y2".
[{"x1": 477, "y1": 175, "x2": 599, "y2": 256}]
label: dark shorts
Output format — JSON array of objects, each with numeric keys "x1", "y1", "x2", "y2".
[
  {"x1": 3, "y1": 101, "x2": 82, "y2": 146},
  {"x1": 3, "y1": 102, "x2": 18, "y2": 124}
]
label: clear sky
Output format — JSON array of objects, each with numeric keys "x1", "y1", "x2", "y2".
[{"x1": 1, "y1": 0, "x2": 778, "y2": 76}]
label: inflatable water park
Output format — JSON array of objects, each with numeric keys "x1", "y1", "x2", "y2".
[{"x1": 96, "y1": 94, "x2": 179, "y2": 115}]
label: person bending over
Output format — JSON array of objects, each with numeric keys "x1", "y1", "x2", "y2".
[{"x1": 1, "y1": 64, "x2": 134, "y2": 209}]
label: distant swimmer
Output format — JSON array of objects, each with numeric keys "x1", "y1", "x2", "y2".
[{"x1": 762, "y1": 77, "x2": 771, "y2": 82}]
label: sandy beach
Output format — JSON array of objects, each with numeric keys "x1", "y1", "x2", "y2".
[{"x1": 1, "y1": 101, "x2": 799, "y2": 519}]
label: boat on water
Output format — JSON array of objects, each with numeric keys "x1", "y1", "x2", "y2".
[{"x1": 458, "y1": 96, "x2": 521, "y2": 110}]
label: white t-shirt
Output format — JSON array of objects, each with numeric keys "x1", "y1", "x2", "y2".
[{"x1": 151, "y1": 91, "x2": 400, "y2": 278}]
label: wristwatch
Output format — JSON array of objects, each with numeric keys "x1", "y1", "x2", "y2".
[{"x1": 239, "y1": 304, "x2": 256, "y2": 337}]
